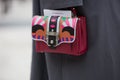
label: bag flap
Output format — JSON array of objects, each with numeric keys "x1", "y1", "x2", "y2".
[{"x1": 32, "y1": 15, "x2": 78, "y2": 47}]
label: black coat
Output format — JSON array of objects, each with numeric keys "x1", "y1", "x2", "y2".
[{"x1": 31, "y1": 0, "x2": 120, "y2": 80}]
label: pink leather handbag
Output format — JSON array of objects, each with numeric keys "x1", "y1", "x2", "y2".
[{"x1": 32, "y1": 9, "x2": 87, "y2": 56}]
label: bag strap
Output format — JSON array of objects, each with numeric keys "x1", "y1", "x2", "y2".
[
  {"x1": 70, "y1": 7, "x2": 78, "y2": 17},
  {"x1": 46, "y1": 16, "x2": 60, "y2": 48}
]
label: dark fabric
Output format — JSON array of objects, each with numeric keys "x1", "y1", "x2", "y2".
[
  {"x1": 30, "y1": 0, "x2": 48, "y2": 80},
  {"x1": 30, "y1": 41, "x2": 48, "y2": 80},
  {"x1": 39, "y1": 0, "x2": 83, "y2": 10},
  {"x1": 31, "y1": 0, "x2": 120, "y2": 80}
]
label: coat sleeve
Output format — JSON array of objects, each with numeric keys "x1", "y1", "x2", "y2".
[{"x1": 30, "y1": 0, "x2": 48, "y2": 80}]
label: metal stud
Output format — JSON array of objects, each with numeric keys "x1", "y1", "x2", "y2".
[{"x1": 50, "y1": 40, "x2": 54, "y2": 44}]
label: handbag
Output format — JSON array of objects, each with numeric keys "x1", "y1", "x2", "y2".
[{"x1": 32, "y1": 8, "x2": 87, "y2": 56}]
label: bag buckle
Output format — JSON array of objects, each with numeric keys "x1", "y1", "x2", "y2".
[{"x1": 46, "y1": 32, "x2": 59, "y2": 48}]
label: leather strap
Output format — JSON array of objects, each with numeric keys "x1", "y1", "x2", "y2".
[{"x1": 46, "y1": 16, "x2": 60, "y2": 48}]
